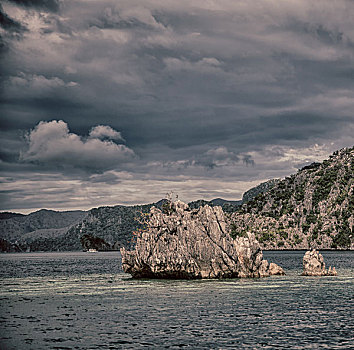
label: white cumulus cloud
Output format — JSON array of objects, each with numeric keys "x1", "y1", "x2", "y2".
[
  {"x1": 21, "y1": 120, "x2": 135, "y2": 171},
  {"x1": 89, "y1": 125, "x2": 125, "y2": 141}
]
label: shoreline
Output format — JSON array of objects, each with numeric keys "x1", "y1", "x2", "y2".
[{"x1": 1, "y1": 248, "x2": 354, "y2": 254}]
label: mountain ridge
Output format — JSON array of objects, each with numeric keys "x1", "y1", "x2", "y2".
[{"x1": 1, "y1": 146, "x2": 352, "y2": 251}]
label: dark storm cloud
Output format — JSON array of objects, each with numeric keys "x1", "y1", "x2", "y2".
[
  {"x1": 0, "y1": 5, "x2": 26, "y2": 33},
  {"x1": 7, "y1": 0, "x2": 60, "y2": 12},
  {"x1": 0, "y1": 0, "x2": 354, "y2": 212},
  {"x1": 196, "y1": 147, "x2": 240, "y2": 169},
  {"x1": 0, "y1": 129, "x2": 26, "y2": 162},
  {"x1": 0, "y1": 4, "x2": 27, "y2": 61}
]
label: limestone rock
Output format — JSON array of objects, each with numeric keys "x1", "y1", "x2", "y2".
[
  {"x1": 268, "y1": 262, "x2": 286, "y2": 276},
  {"x1": 302, "y1": 249, "x2": 337, "y2": 276},
  {"x1": 120, "y1": 201, "x2": 285, "y2": 279}
]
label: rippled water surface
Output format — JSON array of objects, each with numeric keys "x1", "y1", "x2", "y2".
[{"x1": 0, "y1": 251, "x2": 353, "y2": 349}]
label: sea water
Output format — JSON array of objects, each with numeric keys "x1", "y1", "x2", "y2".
[{"x1": 0, "y1": 251, "x2": 353, "y2": 349}]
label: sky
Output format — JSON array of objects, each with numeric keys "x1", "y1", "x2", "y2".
[{"x1": 1, "y1": 0, "x2": 354, "y2": 213}]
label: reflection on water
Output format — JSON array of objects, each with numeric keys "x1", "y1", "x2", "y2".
[{"x1": 0, "y1": 251, "x2": 353, "y2": 349}]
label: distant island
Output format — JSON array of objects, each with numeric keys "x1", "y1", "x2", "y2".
[{"x1": 1, "y1": 146, "x2": 353, "y2": 252}]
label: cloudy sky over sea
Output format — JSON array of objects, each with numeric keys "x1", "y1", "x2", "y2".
[{"x1": 1, "y1": 0, "x2": 354, "y2": 213}]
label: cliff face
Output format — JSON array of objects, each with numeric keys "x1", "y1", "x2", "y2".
[
  {"x1": 229, "y1": 147, "x2": 354, "y2": 250},
  {"x1": 121, "y1": 201, "x2": 284, "y2": 279}
]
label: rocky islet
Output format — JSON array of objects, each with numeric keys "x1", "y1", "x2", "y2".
[
  {"x1": 302, "y1": 249, "x2": 337, "y2": 276},
  {"x1": 120, "y1": 201, "x2": 285, "y2": 279}
]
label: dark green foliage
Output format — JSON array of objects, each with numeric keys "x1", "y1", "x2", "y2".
[
  {"x1": 325, "y1": 228, "x2": 332, "y2": 236},
  {"x1": 301, "y1": 162, "x2": 321, "y2": 171},
  {"x1": 311, "y1": 230, "x2": 318, "y2": 240},
  {"x1": 331, "y1": 217, "x2": 352, "y2": 248},
  {"x1": 188, "y1": 199, "x2": 241, "y2": 212},
  {"x1": 278, "y1": 231, "x2": 288, "y2": 240},
  {"x1": 2, "y1": 148, "x2": 352, "y2": 252},
  {"x1": 162, "y1": 201, "x2": 174, "y2": 215},
  {"x1": 348, "y1": 191, "x2": 354, "y2": 213},
  {"x1": 293, "y1": 234, "x2": 303, "y2": 245},
  {"x1": 312, "y1": 166, "x2": 339, "y2": 206},
  {"x1": 302, "y1": 222, "x2": 311, "y2": 234},
  {"x1": 295, "y1": 186, "x2": 305, "y2": 202},
  {"x1": 336, "y1": 190, "x2": 347, "y2": 205},
  {"x1": 265, "y1": 211, "x2": 278, "y2": 219},
  {"x1": 187, "y1": 199, "x2": 210, "y2": 210},
  {"x1": 277, "y1": 241, "x2": 284, "y2": 247},
  {"x1": 322, "y1": 159, "x2": 331, "y2": 168},
  {"x1": 258, "y1": 232, "x2": 275, "y2": 243},
  {"x1": 279, "y1": 202, "x2": 290, "y2": 216},
  {"x1": 332, "y1": 231, "x2": 351, "y2": 248},
  {"x1": 0, "y1": 238, "x2": 21, "y2": 252},
  {"x1": 80, "y1": 234, "x2": 111, "y2": 251},
  {"x1": 221, "y1": 203, "x2": 241, "y2": 213},
  {"x1": 229, "y1": 223, "x2": 247, "y2": 238},
  {"x1": 306, "y1": 211, "x2": 317, "y2": 225}
]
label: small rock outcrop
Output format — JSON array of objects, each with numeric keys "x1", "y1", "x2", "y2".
[
  {"x1": 120, "y1": 201, "x2": 285, "y2": 279},
  {"x1": 302, "y1": 249, "x2": 337, "y2": 276}
]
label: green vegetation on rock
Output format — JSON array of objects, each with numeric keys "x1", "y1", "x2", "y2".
[{"x1": 230, "y1": 147, "x2": 354, "y2": 250}]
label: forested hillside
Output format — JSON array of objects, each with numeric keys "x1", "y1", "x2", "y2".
[{"x1": 229, "y1": 147, "x2": 353, "y2": 249}]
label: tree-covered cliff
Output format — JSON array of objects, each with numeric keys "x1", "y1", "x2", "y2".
[
  {"x1": 62, "y1": 204, "x2": 154, "y2": 251},
  {"x1": 229, "y1": 147, "x2": 353, "y2": 249}
]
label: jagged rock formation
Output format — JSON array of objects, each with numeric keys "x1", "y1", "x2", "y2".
[
  {"x1": 302, "y1": 249, "x2": 337, "y2": 276},
  {"x1": 229, "y1": 147, "x2": 354, "y2": 250},
  {"x1": 120, "y1": 201, "x2": 284, "y2": 279}
]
